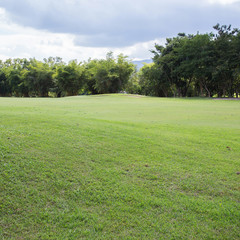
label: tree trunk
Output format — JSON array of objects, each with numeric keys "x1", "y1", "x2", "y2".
[
  {"x1": 204, "y1": 84, "x2": 211, "y2": 98},
  {"x1": 199, "y1": 81, "x2": 204, "y2": 97}
]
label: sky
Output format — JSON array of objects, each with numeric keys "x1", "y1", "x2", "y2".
[{"x1": 0, "y1": 0, "x2": 239, "y2": 62}]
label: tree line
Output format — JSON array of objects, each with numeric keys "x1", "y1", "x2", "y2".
[
  {"x1": 139, "y1": 24, "x2": 240, "y2": 98},
  {"x1": 0, "y1": 24, "x2": 240, "y2": 98},
  {"x1": 0, "y1": 52, "x2": 135, "y2": 97}
]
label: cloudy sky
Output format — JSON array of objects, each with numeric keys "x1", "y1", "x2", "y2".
[{"x1": 0, "y1": 0, "x2": 239, "y2": 62}]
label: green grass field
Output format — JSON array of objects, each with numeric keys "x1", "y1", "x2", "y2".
[{"x1": 0, "y1": 94, "x2": 240, "y2": 239}]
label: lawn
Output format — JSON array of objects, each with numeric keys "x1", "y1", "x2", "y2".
[{"x1": 0, "y1": 94, "x2": 240, "y2": 239}]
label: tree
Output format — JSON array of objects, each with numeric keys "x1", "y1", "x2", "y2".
[
  {"x1": 0, "y1": 60, "x2": 11, "y2": 96},
  {"x1": 232, "y1": 31, "x2": 240, "y2": 97},
  {"x1": 55, "y1": 60, "x2": 84, "y2": 96},
  {"x1": 212, "y1": 24, "x2": 239, "y2": 97},
  {"x1": 152, "y1": 34, "x2": 195, "y2": 97},
  {"x1": 177, "y1": 33, "x2": 215, "y2": 97},
  {"x1": 4, "y1": 58, "x2": 30, "y2": 97},
  {"x1": 94, "y1": 52, "x2": 134, "y2": 94},
  {"x1": 24, "y1": 59, "x2": 54, "y2": 97},
  {"x1": 83, "y1": 59, "x2": 99, "y2": 94},
  {"x1": 116, "y1": 54, "x2": 135, "y2": 90},
  {"x1": 124, "y1": 70, "x2": 140, "y2": 94}
]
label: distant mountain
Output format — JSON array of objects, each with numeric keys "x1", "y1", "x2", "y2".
[{"x1": 132, "y1": 59, "x2": 153, "y2": 70}]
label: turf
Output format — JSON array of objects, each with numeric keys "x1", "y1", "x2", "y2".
[{"x1": 0, "y1": 94, "x2": 240, "y2": 239}]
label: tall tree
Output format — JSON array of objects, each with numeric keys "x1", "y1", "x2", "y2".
[
  {"x1": 94, "y1": 52, "x2": 134, "y2": 94},
  {"x1": 5, "y1": 58, "x2": 29, "y2": 97},
  {"x1": 212, "y1": 24, "x2": 239, "y2": 97},
  {"x1": 55, "y1": 60, "x2": 84, "y2": 96},
  {"x1": 0, "y1": 60, "x2": 10, "y2": 96},
  {"x1": 152, "y1": 34, "x2": 195, "y2": 97},
  {"x1": 24, "y1": 59, "x2": 54, "y2": 97}
]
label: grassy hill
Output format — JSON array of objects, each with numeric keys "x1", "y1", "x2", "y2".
[{"x1": 0, "y1": 94, "x2": 240, "y2": 239}]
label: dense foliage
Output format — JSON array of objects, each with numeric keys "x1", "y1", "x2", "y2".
[
  {"x1": 0, "y1": 24, "x2": 240, "y2": 98},
  {"x1": 140, "y1": 24, "x2": 240, "y2": 97},
  {"x1": 0, "y1": 53, "x2": 135, "y2": 97}
]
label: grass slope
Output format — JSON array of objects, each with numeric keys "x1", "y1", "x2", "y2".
[{"x1": 0, "y1": 94, "x2": 240, "y2": 239}]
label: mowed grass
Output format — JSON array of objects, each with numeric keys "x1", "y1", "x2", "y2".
[{"x1": 0, "y1": 94, "x2": 239, "y2": 239}]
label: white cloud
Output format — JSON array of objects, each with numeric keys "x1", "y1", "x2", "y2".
[
  {"x1": 0, "y1": 7, "x2": 161, "y2": 62},
  {"x1": 208, "y1": 0, "x2": 239, "y2": 4},
  {"x1": 0, "y1": 0, "x2": 239, "y2": 61},
  {"x1": 113, "y1": 38, "x2": 166, "y2": 61},
  {"x1": 2, "y1": 0, "x2": 240, "y2": 47}
]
